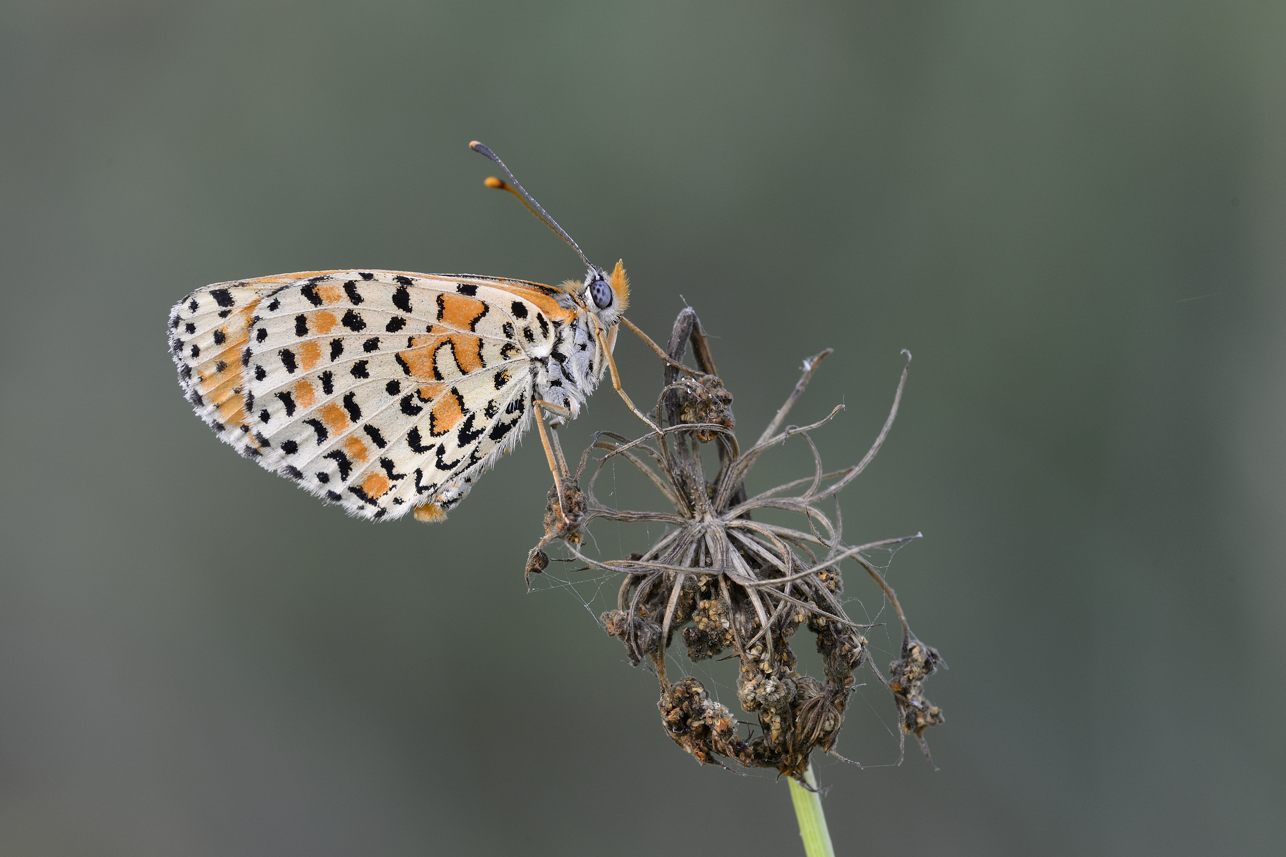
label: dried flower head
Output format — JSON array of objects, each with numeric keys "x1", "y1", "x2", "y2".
[{"x1": 529, "y1": 309, "x2": 944, "y2": 779}]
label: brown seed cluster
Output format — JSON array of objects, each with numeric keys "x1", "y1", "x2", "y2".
[{"x1": 531, "y1": 309, "x2": 944, "y2": 780}]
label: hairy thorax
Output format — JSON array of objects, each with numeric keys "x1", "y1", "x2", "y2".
[{"x1": 534, "y1": 314, "x2": 606, "y2": 426}]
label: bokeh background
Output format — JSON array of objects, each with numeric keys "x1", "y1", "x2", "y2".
[{"x1": 3, "y1": 2, "x2": 1284, "y2": 854}]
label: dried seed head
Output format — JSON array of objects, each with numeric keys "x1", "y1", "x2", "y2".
[
  {"x1": 659, "y1": 677, "x2": 749, "y2": 766},
  {"x1": 888, "y1": 636, "x2": 945, "y2": 744},
  {"x1": 533, "y1": 308, "x2": 944, "y2": 780},
  {"x1": 601, "y1": 608, "x2": 663, "y2": 665},
  {"x1": 666, "y1": 371, "x2": 734, "y2": 442}
]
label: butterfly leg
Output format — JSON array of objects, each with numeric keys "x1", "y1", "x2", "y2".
[
  {"x1": 592, "y1": 322, "x2": 662, "y2": 435},
  {"x1": 533, "y1": 399, "x2": 572, "y2": 519},
  {"x1": 619, "y1": 316, "x2": 705, "y2": 377},
  {"x1": 534, "y1": 399, "x2": 572, "y2": 471}
]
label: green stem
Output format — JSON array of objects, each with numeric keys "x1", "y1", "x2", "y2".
[{"x1": 788, "y1": 763, "x2": 836, "y2": 857}]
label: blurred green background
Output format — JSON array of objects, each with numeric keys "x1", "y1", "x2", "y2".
[{"x1": 3, "y1": 1, "x2": 1283, "y2": 854}]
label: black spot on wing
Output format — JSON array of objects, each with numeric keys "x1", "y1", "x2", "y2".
[
  {"x1": 408, "y1": 427, "x2": 432, "y2": 453},
  {"x1": 434, "y1": 445, "x2": 462, "y2": 471},
  {"x1": 342, "y1": 391, "x2": 361, "y2": 421},
  {"x1": 324, "y1": 450, "x2": 352, "y2": 481},
  {"x1": 363, "y1": 424, "x2": 387, "y2": 448},
  {"x1": 348, "y1": 484, "x2": 379, "y2": 506},
  {"x1": 301, "y1": 283, "x2": 323, "y2": 306},
  {"x1": 342, "y1": 309, "x2": 366, "y2": 331},
  {"x1": 457, "y1": 413, "x2": 483, "y2": 444},
  {"x1": 343, "y1": 280, "x2": 363, "y2": 304},
  {"x1": 304, "y1": 418, "x2": 328, "y2": 443},
  {"x1": 279, "y1": 349, "x2": 297, "y2": 374},
  {"x1": 456, "y1": 283, "x2": 477, "y2": 296},
  {"x1": 210, "y1": 288, "x2": 234, "y2": 307},
  {"x1": 392, "y1": 285, "x2": 412, "y2": 313},
  {"x1": 489, "y1": 416, "x2": 520, "y2": 442},
  {"x1": 510, "y1": 301, "x2": 528, "y2": 319}
]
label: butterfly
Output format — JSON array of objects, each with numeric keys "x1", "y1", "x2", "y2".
[{"x1": 168, "y1": 141, "x2": 660, "y2": 523}]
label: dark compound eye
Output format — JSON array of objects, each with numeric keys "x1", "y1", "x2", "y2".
[{"x1": 589, "y1": 276, "x2": 614, "y2": 310}]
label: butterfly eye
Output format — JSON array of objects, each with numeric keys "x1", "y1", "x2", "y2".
[{"x1": 589, "y1": 277, "x2": 614, "y2": 310}]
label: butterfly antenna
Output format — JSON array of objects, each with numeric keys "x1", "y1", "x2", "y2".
[{"x1": 469, "y1": 140, "x2": 593, "y2": 269}]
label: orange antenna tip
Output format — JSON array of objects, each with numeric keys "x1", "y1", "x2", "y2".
[{"x1": 468, "y1": 141, "x2": 593, "y2": 268}]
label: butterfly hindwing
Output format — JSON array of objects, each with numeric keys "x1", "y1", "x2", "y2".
[{"x1": 170, "y1": 270, "x2": 573, "y2": 520}]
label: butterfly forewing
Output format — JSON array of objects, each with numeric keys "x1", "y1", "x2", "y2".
[{"x1": 169, "y1": 270, "x2": 570, "y2": 520}]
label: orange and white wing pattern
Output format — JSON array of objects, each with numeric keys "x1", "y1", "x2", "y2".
[{"x1": 168, "y1": 269, "x2": 578, "y2": 520}]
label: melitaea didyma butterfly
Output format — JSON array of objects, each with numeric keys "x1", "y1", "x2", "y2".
[{"x1": 168, "y1": 142, "x2": 657, "y2": 522}]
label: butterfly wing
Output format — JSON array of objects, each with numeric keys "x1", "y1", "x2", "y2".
[{"x1": 169, "y1": 270, "x2": 575, "y2": 520}]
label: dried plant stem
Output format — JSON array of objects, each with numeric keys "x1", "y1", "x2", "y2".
[{"x1": 788, "y1": 763, "x2": 836, "y2": 857}]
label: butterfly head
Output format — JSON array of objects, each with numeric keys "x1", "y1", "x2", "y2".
[{"x1": 583, "y1": 259, "x2": 630, "y2": 326}]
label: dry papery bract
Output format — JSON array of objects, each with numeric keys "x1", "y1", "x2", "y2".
[{"x1": 529, "y1": 309, "x2": 944, "y2": 781}]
